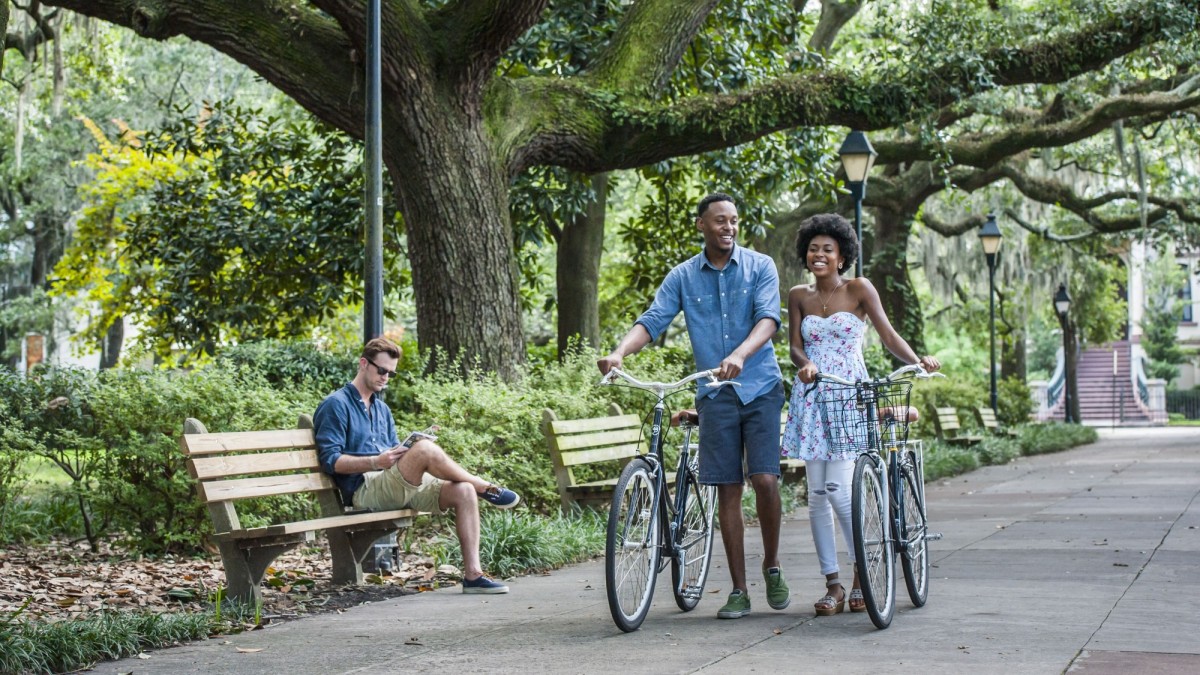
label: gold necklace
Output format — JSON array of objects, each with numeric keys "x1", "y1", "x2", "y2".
[{"x1": 816, "y1": 281, "x2": 844, "y2": 316}]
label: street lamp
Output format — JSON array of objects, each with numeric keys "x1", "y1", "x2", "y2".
[
  {"x1": 979, "y1": 214, "x2": 1003, "y2": 412},
  {"x1": 839, "y1": 130, "x2": 877, "y2": 277},
  {"x1": 1054, "y1": 283, "x2": 1073, "y2": 424}
]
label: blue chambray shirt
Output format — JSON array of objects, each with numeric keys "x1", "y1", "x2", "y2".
[
  {"x1": 314, "y1": 383, "x2": 400, "y2": 506},
  {"x1": 635, "y1": 244, "x2": 783, "y2": 403}
]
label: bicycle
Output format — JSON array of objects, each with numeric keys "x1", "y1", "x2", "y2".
[
  {"x1": 598, "y1": 367, "x2": 734, "y2": 632},
  {"x1": 810, "y1": 363, "x2": 943, "y2": 630}
]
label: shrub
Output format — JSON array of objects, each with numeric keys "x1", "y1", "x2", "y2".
[
  {"x1": 1016, "y1": 422, "x2": 1098, "y2": 455},
  {"x1": 910, "y1": 377, "x2": 988, "y2": 439},
  {"x1": 975, "y1": 436, "x2": 1021, "y2": 466},
  {"x1": 921, "y1": 440, "x2": 980, "y2": 481},
  {"x1": 88, "y1": 365, "x2": 326, "y2": 554},
  {"x1": 427, "y1": 508, "x2": 605, "y2": 578},
  {"x1": 996, "y1": 376, "x2": 1035, "y2": 427},
  {"x1": 216, "y1": 339, "x2": 356, "y2": 391}
]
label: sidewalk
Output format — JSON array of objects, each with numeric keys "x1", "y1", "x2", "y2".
[{"x1": 90, "y1": 427, "x2": 1200, "y2": 674}]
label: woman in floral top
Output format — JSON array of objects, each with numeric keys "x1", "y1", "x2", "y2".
[{"x1": 780, "y1": 213, "x2": 940, "y2": 616}]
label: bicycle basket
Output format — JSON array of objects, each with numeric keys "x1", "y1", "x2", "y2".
[{"x1": 815, "y1": 380, "x2": 914, "y2": 454}]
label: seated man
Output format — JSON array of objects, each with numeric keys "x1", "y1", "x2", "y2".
[{"x1": 314, "y1": 337, "x2": 520, "y2": 594}]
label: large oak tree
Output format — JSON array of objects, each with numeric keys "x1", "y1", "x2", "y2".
[{"x1": 41, "y1": 0, "x2": 1200, "y2": 378}]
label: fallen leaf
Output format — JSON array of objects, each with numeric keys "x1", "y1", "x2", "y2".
[{"x1": 236, "y1": 647, "x2": 264, "y2": 653}]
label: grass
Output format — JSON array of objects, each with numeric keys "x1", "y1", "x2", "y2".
[{"x1": 427, "y1": 508, "x2": 607, "y2": 578}]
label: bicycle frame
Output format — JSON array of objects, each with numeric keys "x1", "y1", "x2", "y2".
[{"x1": 602, "y1": 368, "x2": 725, "y2": 568}]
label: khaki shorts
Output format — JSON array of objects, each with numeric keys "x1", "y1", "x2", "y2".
[{"x1": 353, "y1": 468, "x2": 446, "y2": 514}]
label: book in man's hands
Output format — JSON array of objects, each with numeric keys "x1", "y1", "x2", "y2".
[{"x1": 400, "y1": 424, "x2": 441, "y2": 449}]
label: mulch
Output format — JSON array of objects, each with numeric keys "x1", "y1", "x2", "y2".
[{"x1": 0, "y1": 536, "x2": 460, "y2": 625}]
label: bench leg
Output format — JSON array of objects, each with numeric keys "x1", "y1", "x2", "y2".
[
  {"x1": 327, "y1": 526, "x2": 403, "y2": 585},
  {"x1": 218, "y1": 540, "x2": 302, "y2": 605}
]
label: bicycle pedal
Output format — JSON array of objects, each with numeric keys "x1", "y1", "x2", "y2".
[{"x1": 926, "y1": 532, "x2": 944, "y2": 541}]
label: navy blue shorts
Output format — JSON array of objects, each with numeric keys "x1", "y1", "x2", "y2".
[{"x1": 695, "y1": 381, "x2": 785, "y2": 485}]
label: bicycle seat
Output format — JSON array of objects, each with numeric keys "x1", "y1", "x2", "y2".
[
  {"x1": 671, "y1": 409, "x2": 699, "y2": 427},
  {"x1": 879, "y1": 405, "x2": 919, "y2": 423}
]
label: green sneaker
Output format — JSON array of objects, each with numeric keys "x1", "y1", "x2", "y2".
[
  {"x1": 764, "y1": 566, "x2": 791, "y2": 610},
  {"x1": 717, "y1": 589, "x2": 751, "y2": 619}
]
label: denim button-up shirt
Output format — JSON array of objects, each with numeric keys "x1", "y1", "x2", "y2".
[
  {"x1": 635, "y1": 245, "x2": 783, "y2": 403},
  {"x1": 314, "y1": 383, "x2": 400, "y2": 506}
]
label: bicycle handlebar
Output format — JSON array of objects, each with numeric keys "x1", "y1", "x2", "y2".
[
  {"x1": 812, "y1": 363, "x2": 945, "y2": 387},
  {"x1": 599, "y1": 367, "x2": 742, "y2": 394}
]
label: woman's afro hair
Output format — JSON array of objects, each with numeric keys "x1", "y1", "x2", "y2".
[{"x1": 795, "y1": 213, "x2": 858, "y2": 274}]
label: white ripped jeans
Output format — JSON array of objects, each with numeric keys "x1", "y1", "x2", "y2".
[{"x1": 807, "y1": 458, "x2": 855, "y2": 575}]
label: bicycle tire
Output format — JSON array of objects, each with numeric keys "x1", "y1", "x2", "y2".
[
  {"x1": 852, "y1": 452, "x2": 894, "y2": 629},
  {"x1": 606, "y1": 458, "x2": 662, "y2": 632},
  {"x1": 670, "y1": 461, "x2": 716, "y2": 611},
  {"x1": 899, "y1": 454, "x2": 929, "y2": 607}
]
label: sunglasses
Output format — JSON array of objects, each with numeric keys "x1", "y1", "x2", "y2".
[{"x1": 365, "y1": 356, "x2": 397, "y2": 378}]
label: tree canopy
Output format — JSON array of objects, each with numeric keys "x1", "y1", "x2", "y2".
[{"x1": 35, "y1": 0, "x2": 1200, "y2": 378}]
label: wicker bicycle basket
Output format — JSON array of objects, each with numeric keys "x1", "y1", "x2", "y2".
[{"x1": 815, "y1": 379, "x2": 915, "y2": 455}]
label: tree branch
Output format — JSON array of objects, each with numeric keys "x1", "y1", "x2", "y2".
[
  {"x1": 4, "y1": 1, "x2": 59, "y2": 64},
  {"x1": 807, "y1": 0, "x2": 863, "y2": 53},
  {"x1": 41, "y1": 0, "x2": 365, "y2": 137},
  {"x1": 999, "y1": 164, "x2": 1200, "y2": 229},
  {"x1": 432, "y1": 0, "x2": 550, "y2": 94},
  {"x1": 874, "y1": 89, "x2": 1200, "y2": 166},
  {"x1": 589, "y1": 0, "x2": 720, "y2": 94},
  {"x1": 504, "y1": 0, "x2": 1200, "y2": 174}
]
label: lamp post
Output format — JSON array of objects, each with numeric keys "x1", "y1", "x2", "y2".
[
  {"x1": 1054, "y1": 283, "x2": 1074, "y2": 424},
  {"x1": 838, "y1": 130, "x2": 877, "y2": 277},
  {"x1": 979, "y1": 214, "x2": 1003, "y2": 412},
  {"x1": 363, "y1": 0, "x2": 384, "y2": 343}
]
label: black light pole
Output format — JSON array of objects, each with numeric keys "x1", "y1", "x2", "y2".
[
  {"x1": 363, "y1": 0, "x2": 384, "y2": 343},
  {"x1": 838, "y1": 130, "x2": 877, "y2": 277},
  {"x1": 1054, "y1": 283, "x2": 1073, "y2": 424},
  {"x1": 979, "y1": 214, "x2": 1003, "y2": 412}
]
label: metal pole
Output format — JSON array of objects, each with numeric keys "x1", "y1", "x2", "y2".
[
  {"x1": 363, "y1": 0, "x2": 384, "y2": 343},
  {"x1": 988, "y1": 261, "x2": 997, "y2": 412},
  {"x1": 851, "y1": 182, "x2": 865, "y2": 277}
]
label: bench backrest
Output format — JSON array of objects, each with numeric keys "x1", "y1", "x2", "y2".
[
  {"x1": 932, "y1": 406, "x2": 964, "y2": 437},
  {"x1": 541, "y1": 404, "x2": 641, "y2": 507},
  {"x1": 181, "y1": 417, "x2": 342, "y2": 534},
  {"x1": 975, "y1": 406, "x2": 1000, "y2": 430}
]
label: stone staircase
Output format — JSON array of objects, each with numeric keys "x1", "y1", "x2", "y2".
[{"x1": 1043, "y1": 341, "x2": 1153, "y2": 425}]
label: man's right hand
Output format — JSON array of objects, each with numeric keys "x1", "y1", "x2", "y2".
[{"x1": 597, "y1": 352, "x2": 623, "y2": 375}]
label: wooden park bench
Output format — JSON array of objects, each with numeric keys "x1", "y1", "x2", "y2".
[
  {"x1": 181, "y1": 416, "x2": 422, "y2": 603},
  {"x1": 541, "y1": 405, "x2": 805, "y2": 510},
  {"x1": 974, "y1": 406, "x2": 1020, "y2": 438},
  {"x1": 929, "y1": 406, "x2": 984, "y2": 446}
]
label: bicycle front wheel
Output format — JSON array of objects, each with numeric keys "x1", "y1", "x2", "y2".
[
  {"x1": 900, "y1": 454, "x2": 929, "y2": 607},
  {"x1": 852, "y1": 452, "x2": 895, "y2": 629},
  {"x1": 606, "y1": 458, "x2": 662, "y2": 632},
  {"x1": 670, "y1": 464, "x2": 716, "y2": 611}
]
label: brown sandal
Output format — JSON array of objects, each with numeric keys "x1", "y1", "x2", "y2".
[{"x1": 814, "y1": 582, "x2": 846, "y2": 616}]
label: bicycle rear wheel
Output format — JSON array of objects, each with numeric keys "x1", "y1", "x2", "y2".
[
  {"x1": 606, "y1": 458, "x2": 662, "y2": 632},
  {"x1": 671, "y1": 461, "x2": 716, "y2": 611},
  {"x1": 852, "y1": 452, "x2": 894, "y2": 629},
  {"x1": 899, "y1": 454, "x2": 929, "y2": 607}
]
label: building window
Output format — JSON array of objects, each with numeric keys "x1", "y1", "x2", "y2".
[{"x1": 1182, "y1": 264, "x2": 1194, "y2": 323}]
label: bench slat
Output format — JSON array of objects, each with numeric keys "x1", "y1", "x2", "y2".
[
  {"x1": 553, "y1": 427, "x2": 642, "y2": 451},
  {"x1": 560, "y1": 442, "x2": 644, "y2": 467},
  {"x1": 199, "y1": 472, "x2": 334, "y2": 503},
  {"x1": 549, "y1": 414, "x2": 640, "y2": 435},
  {"x1": 182, "y1": 429, "x2": 316, "y2": 456},
  {"x1": 214, "y1": 509, "x2": 419, "y2": 541},
  {"x1": 188, "y1": 449, "x2": 321, "y2": 480}
]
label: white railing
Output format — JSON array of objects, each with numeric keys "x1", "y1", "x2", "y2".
[{"x1": 1130, "y1": 342, "x2": 1169, "y2": 424}]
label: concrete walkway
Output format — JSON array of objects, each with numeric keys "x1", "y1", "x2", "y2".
[{"x1": 92, "y1": 427, "x2": 1200, "y2": 674}]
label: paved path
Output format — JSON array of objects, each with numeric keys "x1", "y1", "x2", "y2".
[{"x1": 93, "y1": 427, "x2": 1200, "y2": 674}]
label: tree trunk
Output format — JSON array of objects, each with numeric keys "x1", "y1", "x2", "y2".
[
  {"x1": 30, "y1": 212, "x2": 64, "y2": 289},
  {"x1": 556, "y1": 173, "x2": 608, "y2": 357},
  {"x1": 387, "y1": 116, "x2": 526, "y2": 380},
  {"x1": 0, "y1": 2, "x2": 9, "y2": 73},
  {"x1": 870, "y1": 209, "x2": 926, "y2": 356},
  {"x1": 99, "y1": 318, "x2": 123, "y2": 370}
]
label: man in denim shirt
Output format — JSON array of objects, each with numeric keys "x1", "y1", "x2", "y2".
[
  {"x1": 314, "y1": 337, "x2": 520, "y2": 594},
  {"x1": 597, "y1": 193, "x2": 788, "y2": 619}
]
